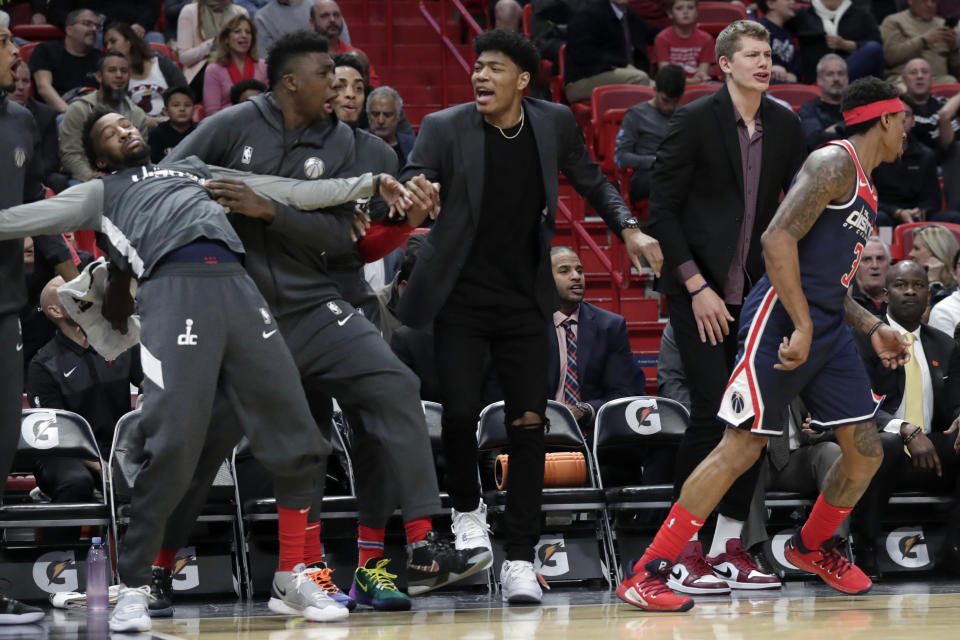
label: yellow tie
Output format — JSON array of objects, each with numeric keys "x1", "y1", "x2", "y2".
[{"x1": 903, "y1": 333, "x2": 924, "y2": 432}]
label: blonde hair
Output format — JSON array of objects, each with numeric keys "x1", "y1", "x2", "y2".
[
  {"x1": 196, "y1": 0, "x2": 243, "y2": 42},
  {"x1": 210, "y1": 14, "x2": 260, "y2": 66},
  {"x1": 913, "y1": 225, "x2": 960, "y2": 288},
  {"x1": 715, "y1": 20, "x2": 770, "y2": 63}
]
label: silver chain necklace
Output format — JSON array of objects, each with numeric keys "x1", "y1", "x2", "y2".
[{"x1": 495, "y1": 108, "x2": 524, "y2": 140}]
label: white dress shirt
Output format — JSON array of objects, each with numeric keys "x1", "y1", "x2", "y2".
[{"x1": 884, "y1": 315, "x2": 934, "y2": 434}]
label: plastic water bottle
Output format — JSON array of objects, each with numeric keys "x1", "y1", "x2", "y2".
[{"x1": 86, "y1": 537, "x2": 109, "y2": 611}]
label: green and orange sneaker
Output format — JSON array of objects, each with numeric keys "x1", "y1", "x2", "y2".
[{"x1": 349, "y1": 558, "x2": 412, "y2": 611}]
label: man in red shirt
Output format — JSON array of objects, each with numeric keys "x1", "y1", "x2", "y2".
[{"x1": 311, "y1": 0, "x2": 381, "y2": 86}]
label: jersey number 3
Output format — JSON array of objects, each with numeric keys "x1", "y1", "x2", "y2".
[{"x1": 841, "y1": 242, "x2": 864, "y2": 287}]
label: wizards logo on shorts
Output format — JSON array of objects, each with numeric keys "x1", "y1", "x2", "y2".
[{"x1": 730, "y1": 391, "x2": 746, "y2": 415}]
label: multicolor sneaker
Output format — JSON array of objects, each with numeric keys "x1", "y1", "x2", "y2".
[
  {"x1": 0, "y1": 594, "x2": 44, "y2": 624},
  {"x1": 268, "y1": 563, "x2": 350, "y2": 621},
  {"x1": 706, "y1": 539, "x2": 781, "y2": 590},
  {"x1": 784, "y1": 534, "x2": 872, "y2": 595},
  {"x1": 349, "y1": 558, "x2": 411, "y2": 611},
  {"x1": 305, "y1": 562, "x2": 356, "y2": 612},
  {"x1": 666, "y1": 541, "x2": 731, "y2": 595},
  {"x1": 149, "y1": 566, "x2": 174, "y2": 617},
  {"x1": 616, "y1": 558, "x2": 695, "y2": 612},
  {"x1": 406, "y1": 530, "x2": 492, "y2": 595}
]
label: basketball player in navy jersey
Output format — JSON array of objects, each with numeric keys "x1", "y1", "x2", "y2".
[{"x1": 616, "y1": 77, "x2": 912, "y2": 611}]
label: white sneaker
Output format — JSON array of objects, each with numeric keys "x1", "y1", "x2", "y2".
[
  {"x1": 451, "y1": 501, "x2": 492, "y2": 553},
  {"x1": 109, "y1": 586, "x2": 152, "y2": 633},
  {"x1": 500, "y1": 560, "x2": 542, "y2": 604},
  {"x1": 268, "y1": 563, "x2": 349, "y2": 622}
]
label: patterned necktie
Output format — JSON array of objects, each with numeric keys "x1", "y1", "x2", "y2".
[
  {"x1": 563, "y1": 319, "x2": 580, "y2": 404},
  {"x1": 903, "y1": 333, "x2": 925, "y2": 431}
]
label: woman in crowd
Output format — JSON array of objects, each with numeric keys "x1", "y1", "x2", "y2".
[
  {"x1": 203, "y1": 14, "x2": 267, "y2": 115},
  {"x1": 104, "y1": 22, "x2": 187, "y2": 126},
  {"x1": 910, "y1": 224, "x2": 960, "y2": 304},
  {"x1": 177, "y1": 0, "x2": 249, "y2": 97}
]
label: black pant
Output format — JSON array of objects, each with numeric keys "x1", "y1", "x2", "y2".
[
  {"x1": 856, "y1": 430, "x2": 960, "y2": 538},
  {"x1": 0, "y1": 314, "x2": 22, "y2": 500},
  {"x1": 667, "y1": 294, "x2": 763, "y2": 520},
  {"x1": 435, "y1": 303, "x2": 548, "y2": 562}
]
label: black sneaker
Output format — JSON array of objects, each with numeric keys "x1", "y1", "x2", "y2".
[
  {"x1": 148, "y1": 567, "x2": 174, "y2": 617},
  {"x1": 406, "y1": 530, "x2": 492, "y2": 595},
  {"x1": 0, "y1": 594, "x2": 44, "y2": 624}
]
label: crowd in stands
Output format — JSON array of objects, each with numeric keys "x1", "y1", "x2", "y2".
[{"x1": 4, "y1": 0, "x2": 960, "y2": 616}]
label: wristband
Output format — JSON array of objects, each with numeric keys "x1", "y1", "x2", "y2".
[
  {"x1": 689, "y1": 282, "x2": 710, "y2": 297},
  {"x1": 867, "y1": 320, "x2": 884, "y2": 339},
  {"x1": 902, "y1": 425, "x2": 923, "y2": 445}
]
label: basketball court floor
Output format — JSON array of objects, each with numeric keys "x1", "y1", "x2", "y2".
[{"x1": 5, "y1": 578, "x2": 960, "y2": 640}]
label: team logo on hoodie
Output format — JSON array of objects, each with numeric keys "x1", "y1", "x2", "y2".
[
  {"x1": 241, "y1": 146, "x2": 253, "y2": 165},
  {"x1": 14, "y1": 146, "x2": 26, "y2": 168},
  {"x1": 304, "y1": 157, "x2": 325, "y2": 179}
]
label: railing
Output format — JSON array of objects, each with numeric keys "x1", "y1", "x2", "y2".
[{"x1": 417, "y1": 0, "x2": 626, "y2": 310}]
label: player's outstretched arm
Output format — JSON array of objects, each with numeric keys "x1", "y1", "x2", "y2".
[
  {"x1": 762, "y1": 145, "x2": 856, "y2": 371},
  {"x1": 0, "y1": 181, "x2": 104, "y2": 241},
  {"x1": 844, "y1": 295, "x2": 911, "y2": 370}
]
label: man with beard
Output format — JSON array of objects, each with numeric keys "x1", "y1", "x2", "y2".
[
  {"x1": 0, "y1": 107, "x2": 415, "y2": 631},
  {"x1": 311, "y1": 0, "x2": 380, "y2": 85},
  {"x1": 0, "y1": 22, "x2": 46, "y2": 626},
  {"x1": 59, "y1": 51, "x2": 149, "y2": 182},
  {"x1": 28, "y1": 8, "x2": 102, "y2": 113},
  {"x1": 798, "y1": 53, "x2": 849, "y2": 152}
]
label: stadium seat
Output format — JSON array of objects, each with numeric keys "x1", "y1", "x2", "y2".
[
  {"x1": 696, "y1": 1, "x2": 748, "y2": 22},
  {"x1": 149, "y1": 41, "x2": 180, "y2": 68},
  {"x1": 556, "y1": 45, "x2": 592, "y2": 135},
  {"x1": 1, "y1": 409, "x2": 112, "y2": 546},
  {"x1": 767, "y1": 83, "x2": 822, "y2": 113},
  {"x1": 590, "y1": 84, "x2": 655, "y2": 172},
  {"x1": 931, "y1": 83, "x2": 960, "y2": 99},
  {"x1": 521, "y1": 3, "x2": 532, "y2": 38},
  {"x1": 680, "y1": 83, "x2": 721, "y2": 105},
  {"x1": 890, "y1": 221, "x2": 960, "y2": 260},
  {"x1": 477, "y1": 400, "x2": 616, "y2": 587},
  {"x1": 18, "y1": 41, "x2": 37, "y2": 65},
  {"x1": 697, "y1": 21, "x2": 729, "y2": 37},
  {"x1": 11, "y1": 24, "x2": 64, "y2": 41}
]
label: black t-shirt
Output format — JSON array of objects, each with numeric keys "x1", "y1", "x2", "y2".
[
  {"x1": 149, "y1": 121, "x2": 197, "y2": 164},
  {"x1": 28, "y1": 41, "x2": 102, "y2": 100},
  {"x1": 448, "y1": 108, "x2": 545, "y2": 311}
]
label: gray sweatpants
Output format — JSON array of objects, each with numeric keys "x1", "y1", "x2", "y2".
[
  {"x1": 158, "y1": 299, "x2": 440, "y2": 553},
  {"x1": 117, "y1": 263, "x2": 329, "y2": 587},
  {"x1": 0, "y1": 314, "x2": 23, "y2": 498}
]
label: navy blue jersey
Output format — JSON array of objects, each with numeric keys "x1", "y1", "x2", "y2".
[{"x1": 796, "y1": 139, "x2": 878, "y2": 312}]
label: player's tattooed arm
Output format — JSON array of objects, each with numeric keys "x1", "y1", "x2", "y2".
[
  {"x1": 764, "y1": 145, "x2": 856, "y2": 240},
  {"x1": 844, "y1": 294, "x2": 882, "y2": 334},
  {"x1": 846, "y1": 294, "x2": 911, "y2": 369}
]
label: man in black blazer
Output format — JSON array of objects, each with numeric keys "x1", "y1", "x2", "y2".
[
  {"x1": 547, "y1": 246, "x2": 644, "y2": 432},
  {"x1": 644, "y1": 19, "x2": 805, "y2": 589},
  {"x1": 399, "y1": 29, "x2": 662, "y2": 604},
  {"x1": 854, "y1": 260, "x2": 960, "y2": 577},
  {"x1": 564, "y1": 0, "x2": 657, "y2": 102}
]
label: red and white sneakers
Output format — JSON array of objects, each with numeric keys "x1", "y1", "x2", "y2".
[
  {"x1": 784, "y1": 534, "x2": 872, "y2": 595},
  {"x1": 666, "y1": 541, "x2": 731, "y2": 594},
  {"x1": 705, "y1": 539, "x2": 781, "y2": 590},
  {"x1": 616, "y1": 558, "x2": 695, "y2": 612}
]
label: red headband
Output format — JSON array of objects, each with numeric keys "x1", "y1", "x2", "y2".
[{"x1": 842, "y1": 98, "x2": 904, "y2": 126}]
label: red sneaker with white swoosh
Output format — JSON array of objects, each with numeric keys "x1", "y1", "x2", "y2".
[{"x1": 616, "y1": 558, "x2": 695, "y2": 612}]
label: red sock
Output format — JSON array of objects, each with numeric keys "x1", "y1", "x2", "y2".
[
  {"x1": 800, "y1": 494, "x2": 852, "y2": 550},
  {"x1": 635, "y1": 503, "x2": 705, "y2": 572},
  {"x1": 277, "y1": 506, "x2": 309, "y2": 572},
  {"x1": 303, "y1": 521, "x2": 324, "y2": 566},
  {"x1": 153, "y1": 549, "x2": 177, "y2": 570},
  {"x1": 357, "y1": 525, "x2": 386, "y2": 567},
  {"x1": 404, "y1": 516, "x2": 432, "y2": 544}
]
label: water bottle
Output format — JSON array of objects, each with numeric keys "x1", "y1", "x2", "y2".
[{"x1": 86, "y1": 537, "x2": 109, "y2": 611}]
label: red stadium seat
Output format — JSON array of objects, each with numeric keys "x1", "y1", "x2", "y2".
[
  {"x1": 890, "y1": 222, "x2": 960, "y2": 261},
  {"x1": 597, "y1": 107, "x2": 628, "y2": 175},
  {"x1": 591, "y1": 85, "x2": 654, "y2": 169},
  {"x1": 767, "y1": 83, "x2": 822, "y2": 113},
  {"x1": 11, "y1": 24, "x2": 65, "y2": 41},
  {"x1": 193, "y1": 103, "x2": 205, "y2": 122},
  {"x1": 522, "y1": 3, "x2": 532, "y2": 38},
  {"x1": 556, "y1": 45, "x2": 592, "y2": 144},
  {"x1": 679, "y1": 83, "x2": 721, "y2": 105},
  {"x1": 697, "y1": 21, "x2": 728, "y2": 37},
  {"x1": 931, "y1": 83, "x2": 960, "y2": 99},
  {"x1": 696, "y1": 2, "x2": 748, "y2": 22},
  {"x1": 18, "y1": 41, "x2": 37, "y2": 65}
]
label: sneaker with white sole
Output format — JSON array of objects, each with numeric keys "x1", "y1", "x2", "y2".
[
  {"x1": 109, "y1": 586, "x2": 152, "y2": 633},
  {"x1": 0, "y1": 594, "x2": 44, "y2": 625},
  {"x1": 500, "y1": 560, "x2": 542, "y2": 604},
  {"x1": 666, "y1": 541, "x2": 731, "y2": 595},
  {"x1": 268, "y1": 563, "x2": 349, "y2": 622},
  {"x1": 452, "y1": 501, "x2": 492, "y2": 553},
  {"x1": 706, "y1": 539, "x2": 781, "y2": 590}
]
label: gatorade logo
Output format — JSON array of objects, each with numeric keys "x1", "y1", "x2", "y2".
[
  {"x1": 22, "y1": 412, "x2": 59, "y2": 450},
  {"x1": 886, "y1": 527, "x2": 931, "y2": 569},
  {"x1": 172, "y1": 547, "x2": 200, "y2": 591},
  {"x1": 625, "y1": 399, "x2": 661, "y2": 435},
  {"x1": 534, "y1": 536, "x2": 569, "y2": 577},
  {"x1": 33, "y1": 551, "x2": 79, "y2": 594}
]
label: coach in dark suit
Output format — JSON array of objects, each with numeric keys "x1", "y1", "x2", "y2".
[
  {"x1": 564, "y1": 0, "x2": 657, "y2": 102},
  {"x1": 853, "y1": 260, "x2": 960, "y2": 576},
  {"x1": 399, "y1": 29, "x2": 662, "y2": 603},
  {"x1": 645, "y1": 21, "x2": 805, "y2": 570},
  {"x1": 547, "y1": 246, "x2": 644, "y2": 431}
]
